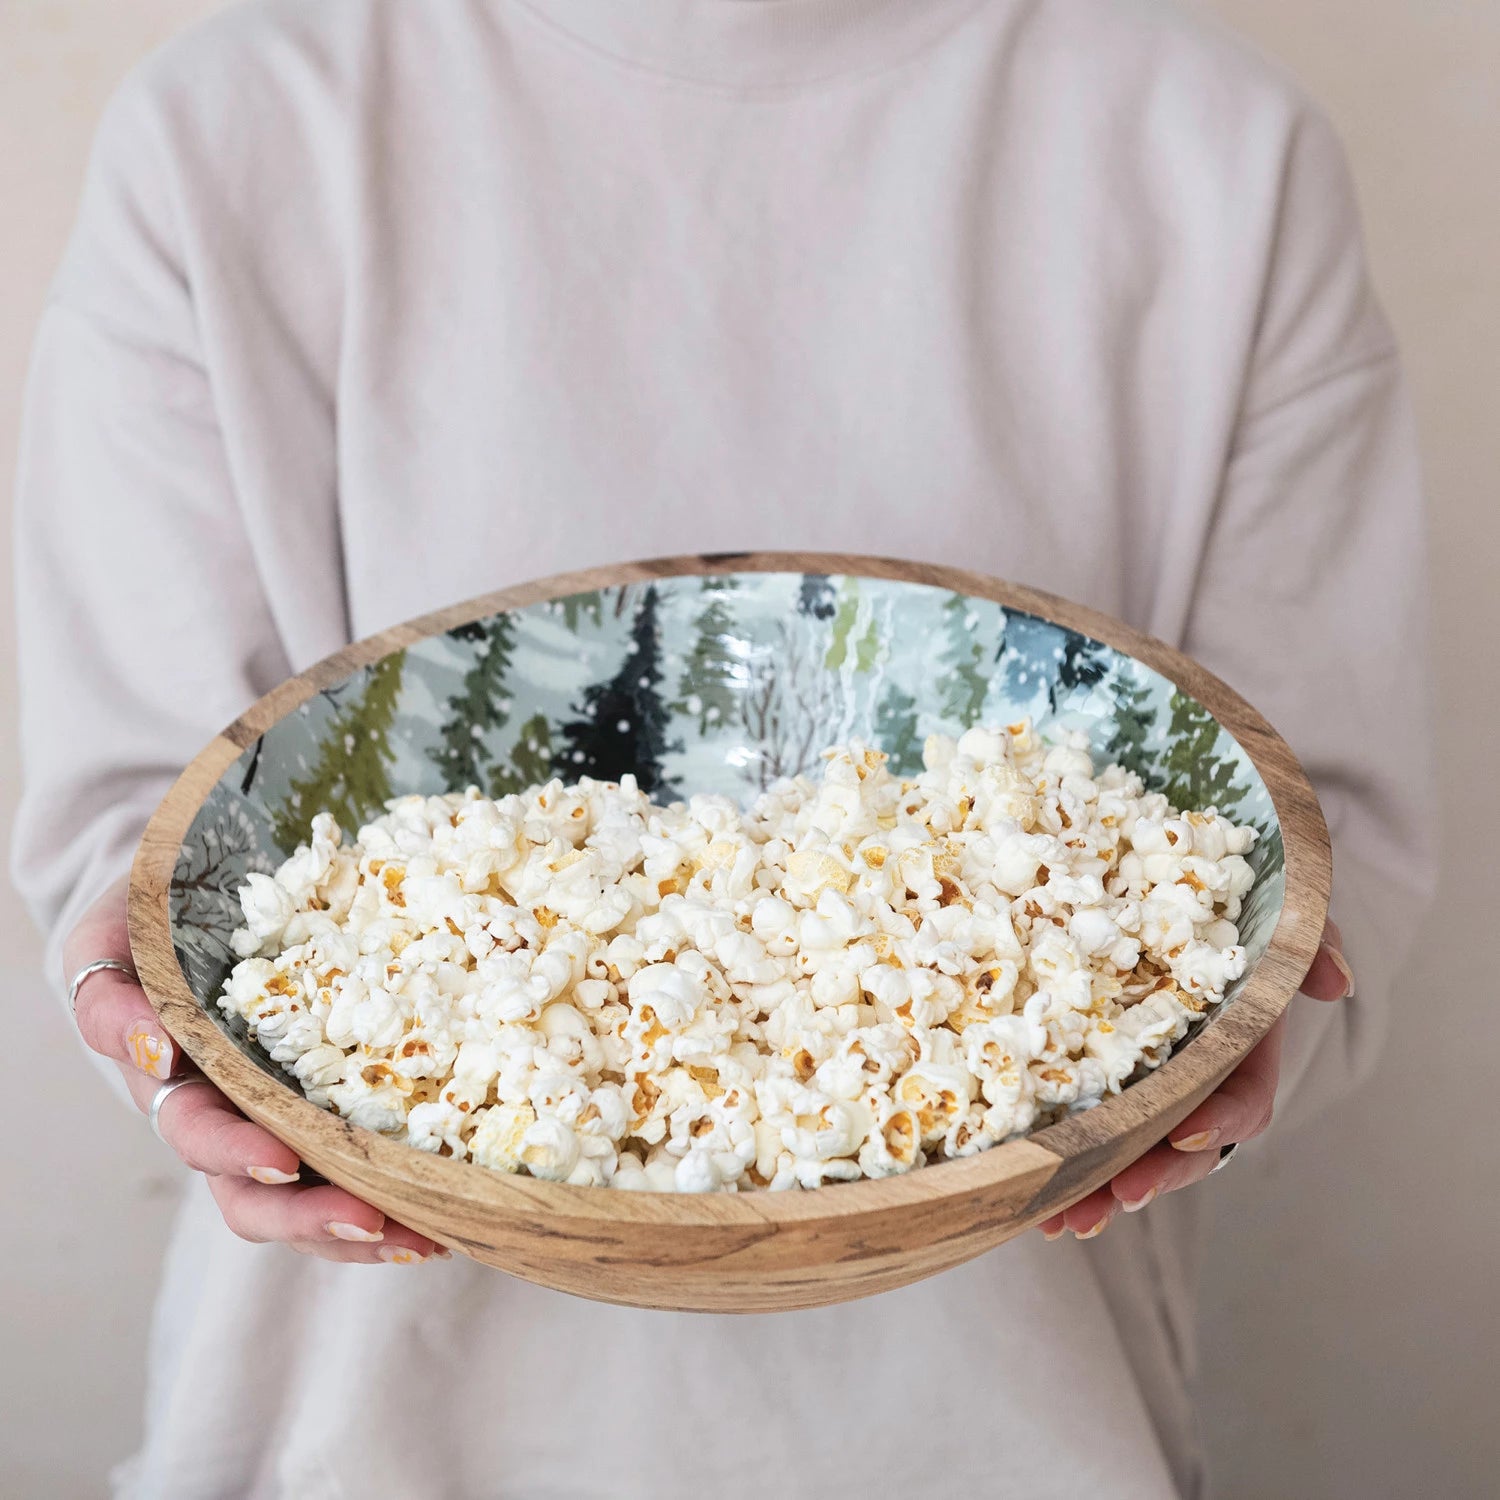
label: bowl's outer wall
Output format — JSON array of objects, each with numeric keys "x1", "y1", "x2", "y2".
[{"x1": 129, "y1": 555, "x2": 1329, "y2": 1312}]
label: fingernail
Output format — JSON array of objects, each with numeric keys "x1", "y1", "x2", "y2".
[
  {"x1": 1172, "y1": 1128, "x2": 1221, "y2": 1152},
  {"x1": 247, "y1": 1165, "x2": 300, "y2": 1186},
  {"x1": 1074, "y1": 1213, "x2": 1112, "y2": 1241},
  {"x1": 377, "y1": 1246, "x2": 427, "y2": 1264},
  {"x1": 1121, "y1": 1186, "x2": 1159, "y2": 1213},
  {"x1": 1322, "y1": 942, "x2": 1356, "y2": 998},
  {"x1": 327, "y1": 1221, "x2": 383, "y2": 1243},
  {"x1": 1041, "y1": 1226, "x2": 1065, "y2": 1242},
  {"x1": 126, "y1": 1022, "x2": 174, "y2": 1080}
]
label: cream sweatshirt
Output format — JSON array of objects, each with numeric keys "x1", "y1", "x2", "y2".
[{"x1": 12, "y1": 2, "x2": 1437, "y2": 1496}]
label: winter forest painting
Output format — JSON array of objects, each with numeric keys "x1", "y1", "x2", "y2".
[{"x1": 170, "y1": 572, "x2": 1285, "y2": 1031}]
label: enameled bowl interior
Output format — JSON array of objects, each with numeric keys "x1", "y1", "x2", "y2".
[{"x1": 167, "y1": 570, "x2": 1286, "y2": 1100}]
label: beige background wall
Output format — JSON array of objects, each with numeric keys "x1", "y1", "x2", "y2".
[{"x1": 2, "y1": 2, "x2": 1494, "y2": 1495}]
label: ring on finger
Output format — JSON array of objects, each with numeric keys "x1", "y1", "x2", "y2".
[
  {"x1": 67, "y1": 957, "x2": 139, "y2": 1019},
  {"x1": 1208, "y1": 1141, "x2": 1240, "y2": 1175},
  {"x1": 147, "y1": 1075, "x2": 211, "y2": 1143}
]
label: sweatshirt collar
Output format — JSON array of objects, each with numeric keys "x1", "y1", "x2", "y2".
[{"x1": 508, "y1": 0, "x2": 987, "y2": 91}]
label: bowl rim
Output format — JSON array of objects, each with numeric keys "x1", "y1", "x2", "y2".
[{"x1": 128, "y1": 551, "x2": 1331, "y2": 1229}]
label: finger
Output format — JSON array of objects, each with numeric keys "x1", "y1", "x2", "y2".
[
  {"x1": 72, "y1": 968, "x2": 182, "y2": 1081},
  {"x1": 1110, "y1": 1136, "x2": 1223, "y2": 1211},
  {"x1": 205, "y1": 1176, "x2": 440, "y2": 1259},
  {"x1": 120, "y1": 1069, "x2": 302, "y2": 1182},
  {"x1": 1302, "y1": 927, "x2": 1354, "y2": 1000},
  {"x1": 1167, "y1": 1013, "x2": 1285, "y2": 1153},
  {"x1": 1052, "y1": 1185, "x2": 1117, "y2": 1240},
  {"x1": 284, "y1": 1238, "x2": 449, "y2": 1265}
]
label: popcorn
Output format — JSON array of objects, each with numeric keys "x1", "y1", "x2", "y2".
[{"x1": 219, "y1": 721, "x2": 1259, "y2": 1192}]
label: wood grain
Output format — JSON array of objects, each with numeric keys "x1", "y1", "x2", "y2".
[{"x1": 127, "y1": 553, "x2": 1332, "y2": 1312}]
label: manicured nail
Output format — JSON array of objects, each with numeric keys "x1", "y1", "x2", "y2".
[
  {"x1": 1121, "y1": 1186, "x2": 1159, "y2": 1213},
  {"x1": 1322, "y1": 942, "x2": 1355, "y2": 998},
  {"x1": 378, "y1": 1246, "x2": 427, "y2": 1264},
  {"x1": 1041, "y1": 1225, "x2": 1065, "y2": 1242},
  {"x1": 327, "y1": 1221, "x2": 383, "y2": 1243},
  {"x1": 1074, "y1": 1214, "x2": 1112, "y2": 1240},
  {"x1": 247, "y1": 1165, "x2": 300, "y2": 1185},
  {"x1": 126, "y1": 1022, "x2": 174, "y2": 1080},
  {"x1": 1172, "y1": 1128, "x2": 1220, "y2": 1152}
]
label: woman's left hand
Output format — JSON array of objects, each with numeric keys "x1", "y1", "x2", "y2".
[{"x1": 1037, "y1": 917, "x2": 1354, "y2": 1240}]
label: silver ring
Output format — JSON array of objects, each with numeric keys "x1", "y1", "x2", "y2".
[
  {"x1": 67, "y1": 957, "x2": 139, "y2": 1019},
  {"x1": 147, "y1": 1076, "x2": 206, "y2": 1143},
  {"x1": 1208, "y1": 1141, "x2": 1240, "y2": 1175}
]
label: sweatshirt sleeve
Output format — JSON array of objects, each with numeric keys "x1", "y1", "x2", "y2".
[
  {"x1": 10, "y1": 68, "x2": 291, "y2": 1013},
  {"x1": 1182, "y1": 103, "x2": 1439, "y2": 1136}
]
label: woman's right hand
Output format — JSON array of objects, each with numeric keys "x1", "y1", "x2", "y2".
[{"x1": 64, "y1": 877, "x2": 447, "y2": 1264}]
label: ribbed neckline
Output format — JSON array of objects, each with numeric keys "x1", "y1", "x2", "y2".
[{"x1": 508, "y1": 0, "x2": 988, "y2": 90}]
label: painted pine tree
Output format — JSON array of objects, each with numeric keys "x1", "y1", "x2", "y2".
[
  {"x1": 1160, "y1": 689, "x2": 1250, "y2": 815},
  {"x1": 1050, "y1": 627, "x2": 1111, "y2": 711},
  {"x1": 940, "y1": 593, "x2": 988, "y2": 727},
  {"x1": 675, "y1": 577, "x2": 740, "y2": 734},
  {"x1": 558, "y1": 589, "x2": 605, "y2": 632},
  {"x1": 490, "y1": 712, "x2": 553, "y2": 797},
  {"x1": 272, "y1": 651, "x2": 407, "y2": 848},
  {"x1": 824, "y1": 579, "x2": 879, "y2": 672},
  {"x1": 428, "y1": 614, "x2": 516, "y2": 791},
  {"x1": 1000, "y1": 613, "x2": 1062, "y2": 712},
  {"x1": 552, "y1": 585, "x2": 681, "y2": 797},
  {"x1": 874, "y1": 683, "x2": 923, "y2": 776},
  {"x1": 798, "y1": 573, "x2": 837, "y2": 620},
  {"x1": 1104, "y1": 670, "x2": 1158, "y2": 781}
]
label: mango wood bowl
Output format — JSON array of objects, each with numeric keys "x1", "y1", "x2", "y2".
[{"x1": 128, "y1": 553, "x2": 1330, "y2": 1313}]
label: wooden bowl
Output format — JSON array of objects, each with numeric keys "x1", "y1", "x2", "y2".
[{"x1": 128, "y1": 553, "x2": 1330, "y2": 1312}]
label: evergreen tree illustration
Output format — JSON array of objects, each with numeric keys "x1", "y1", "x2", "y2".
[
  {"x1": 940, "y1": 593, "x2": 988, "y2": 726},
  {"x1": 1103, "y1": 670, "x2": 1159, "y2": 782},
  {"x1": 798, "y1": 573, "x2": 837, "y2": 620},
  {"x1": 1160, "y1": 690, "x2": 1251, "y2": 815},
  {"x1": 824, "y1": 579, "x2": 861, "y2": 669},
  {"x1": 674, "y1": 576, "x2": 740, "y2": 734},
  {"x1": 552, "y1": 584, "x2": 682, "y2": 797},
  {"x1": 874, "y1": 683, "x2": 924, "y2": 776},
  {"x1": 428, "y1": 614, "x2": 517, "y2": 791},
  {"x1": 272, "y1": 651, "x2": 406, "y2": 849},
  {"x1": 1000, "y1": 613, "x2": 1061, "y2": 712},
  {"x1": 559, "y1": 589, "x2": 605, "y2": 632},
  {"x1": 1050, "y1": 627, "x2": 1111, "y2": 711},
  {"x1": 490, "y1": 712, "x2": 553, "y2": 797}
]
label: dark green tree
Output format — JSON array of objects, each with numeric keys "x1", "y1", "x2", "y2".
[
  {"x1": 272, "y1": 651, "x2": 407, "y2": 848},
  {"x1": 798, "y1": 573, "x2": 837, "y2": 620},
  {"x1": 1050, "y1": 627, "x2": 1111, "y2": 711},
  {"x1": 490, "y1": 712, "x2": 553, "y2": 797},
  {"x1": 941, "y1": 593, "x2": 988, "y2": 727},
  {"x1": 1000, "y1": 613, "x2": 1061, "y2": 710},
  {"x1": 1160, "y1": 690, "x2": 1250, "y2": 815},
  {"x1": 428, "y1": 614, "x2": 517, "y2": 791},
  {"x1": 553, "y1": 585, "x2": 682, "y2": 797},
  {"x1": 874, "y1": 683, "x2": 924, "y2": 776},
  {"x1": 675, "y1": 577, "x2": 740, "y2": 733},
  {"x1": 1104, "y1": 670, "x2": 1158, "y2": 781}
]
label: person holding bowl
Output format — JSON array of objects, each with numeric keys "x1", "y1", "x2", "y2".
[{"x1": 14, "y1": 1, "x2": 1434, "y2": 1495}]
